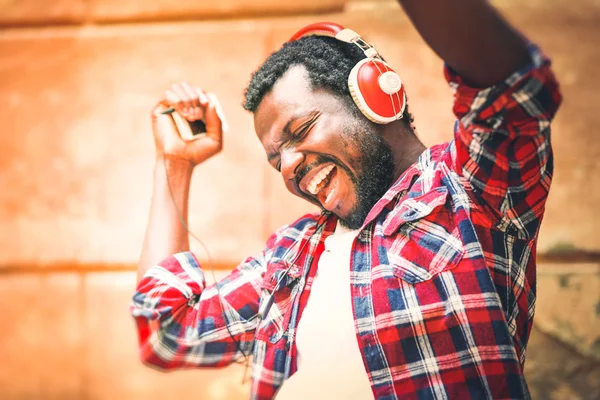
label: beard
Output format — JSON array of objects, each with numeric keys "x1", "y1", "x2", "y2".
[{"x1": 335, "y1": 119, "x2": 396, "y2": 230}]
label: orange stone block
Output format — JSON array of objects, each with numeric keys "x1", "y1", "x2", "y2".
[
  {"x1": 0, "y1": 3, "x2": 599, "y2": 273},
  {"x1": 88, "y1": 0, "x2": 347, "y2": 22},
  {"x1": 535, "y1": 263, "x2": 600, "y2": 360},
  {"x1": 82, "y1": 271, "x2": 250, "y2": 400},
  {"x1": 0, "y1": 273, "x2": 83, "y2": 398},
  {"x1": 0, "y1": 0, "x2": 86, "y2": 26},
  {"x1": 0, "y1": 22, "x2": 273, "y2": 267}
]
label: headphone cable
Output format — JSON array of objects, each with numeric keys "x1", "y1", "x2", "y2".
[
  {"x1": 159, "y1": 127, "x2": 332, "y2": 382},
  {"x1": 159, "y1": 146, "x2": 250, "y2": 366}
]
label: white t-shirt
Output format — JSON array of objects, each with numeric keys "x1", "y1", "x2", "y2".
[{"x1": 276, "y1": 222, "x2": 373, "y2": 399}]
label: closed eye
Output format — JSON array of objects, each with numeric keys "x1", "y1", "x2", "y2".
[
  {"x1": 269, "y1": 111, "x2": 320, "y2": 172},
  {"x1": 287, "y1": 113, "x2": 319, "y2": 143},
  {"x1": 290, "y1": 120, "x2": 313, "y2": 140}
]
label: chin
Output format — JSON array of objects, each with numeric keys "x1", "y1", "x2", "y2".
[{"x1": 335, "y1": 208, "x2": 366, "y2": 230}]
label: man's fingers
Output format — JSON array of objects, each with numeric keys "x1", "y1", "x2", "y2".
[
  {"x1": 164, "y1": 89, "x2": 191, "y2": 118},
  {"x1": 163, "y1": 89, "x2": 179, "y2": 108},
  {"x1": 159, "y1": 85, "x2": 226, "y2": 144},
  {"x1": 190, "y1": 87, "x2": 209, "y2": 122},
  {"x1": 169, "y1": 83, "x2": 193, "y2": 114},
  {"x1": 161, "y1": 82, "x2": 214, "y2": 122},
  {"x1": 180, "y1": 82, "x2": 201, "y2": 111},
  {"x1": 196, "y1": 88, "x2": 209, "y2": 107}
]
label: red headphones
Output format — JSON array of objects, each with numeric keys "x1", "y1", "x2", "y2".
[{"x1": 289, "y1": 22, "x2": 406, "y2": 124}]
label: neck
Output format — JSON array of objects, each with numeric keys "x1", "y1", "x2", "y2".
[
  {"x1": 382, "y1": 121, "x2": 427, "y2": 182},
  {"x1": 393, "y1": 143, "x2": 426, "y2": 180}
]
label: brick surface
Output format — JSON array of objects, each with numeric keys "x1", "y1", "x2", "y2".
[
  {"x1": 1, "y1": 3, "x2": 599, "y2": 399},
  {"x1": 521, "y1": 20, "x2": 600, "y2": 253},
  {"x1": 0, "y1": 273, "x2": 83, "y2": 399},
  {"x1": 89, "y1": 0, "x2": 347, "y2": 22},
  {"x1": 82, "y1": 271, "x2": 250, "y2": 400},
  {"x1": 0, "y1": 267, "x2": 596, "y2": 399},
  {"x1": 494, "y1": 0, "x2": 600, "y2": 22},
  {"x1": 535, "y1": 263, "x2": 600, "y2": 360},
  {"x1": 0, "y1": 0, "x2": 347, "y2": 26},
  {"x1": 346, "y1": 0, "x2": 600, "y2": 21},
  {"x1": 0, "y1": 22, "x2": 273, "y2": 267},
  {"x1": 525, "y1": 326, "x2": 600, "y2": 400},
  {"x1": 0, "y1": 0, "x2": 85, "y2": 26},
  {"x1": 0, "y1": 4, "x2": 599, "y2": 270}
]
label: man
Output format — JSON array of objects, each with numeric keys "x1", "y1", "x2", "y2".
[{"x1": 131, "y1": 0, "x2": 561, "y2": 398}]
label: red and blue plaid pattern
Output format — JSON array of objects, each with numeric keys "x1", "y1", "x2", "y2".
[{"x1": 131, "y1": 44, "x2": 561, "y2": 399}]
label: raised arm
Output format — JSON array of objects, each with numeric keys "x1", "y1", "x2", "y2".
[
  {"x1": 133, "y1": 83, "x2": 264, "y2": 369},
  {"x1": 138, "y1": 82, "x2": 223, "y2": 282},
  {"x1": 399, "y1": 0, "x2": 562, "y2": 238},
  {"x1": 398, "y1": 0, "x2": 530, "y2": 87}
]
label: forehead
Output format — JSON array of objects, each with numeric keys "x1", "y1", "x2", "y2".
[
  {"x1": 253, "y1": 65, "x2": 313, "y2": 140},
  {"x1": 253, "y1": 65, "x2": 348, "y2": 151}
]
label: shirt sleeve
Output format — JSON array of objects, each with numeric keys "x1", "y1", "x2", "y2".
[
  {"x1": 446, "y1": 44, "x2": 562, "y2": 238},
  {"x1": 130, "y1": 245, "x2": 271, "y2": 370}
]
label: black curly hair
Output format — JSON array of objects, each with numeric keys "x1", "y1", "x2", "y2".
[{"x1": 243, "y1": 35, "x2": 414, "y2": 130}]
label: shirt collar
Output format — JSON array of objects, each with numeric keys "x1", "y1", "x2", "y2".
[{"x1": 361, "y1": 143, "x2": 447, "y2": 228}]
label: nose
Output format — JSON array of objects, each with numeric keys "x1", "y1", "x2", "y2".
[{"x1": 280, "y1": 148, "x2": 304, "y2": 182}]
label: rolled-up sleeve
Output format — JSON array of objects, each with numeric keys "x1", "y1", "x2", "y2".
[
  {"x1": 131, "y1": 250, "x2": 267, "y2": 370},
  {"x1": 447, "y1": 44, "x2": 562, "y2": 238}
]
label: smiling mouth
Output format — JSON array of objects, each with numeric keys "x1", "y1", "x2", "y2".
[
  {"x1": 306, "y1": 164, "x2": 334, "y2": 195},
  {"x1": 299, "y1": 163, "x2": 339, "y2": 208}
]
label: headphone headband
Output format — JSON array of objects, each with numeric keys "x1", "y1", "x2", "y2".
[
  {"x1": 289, "y1": 22, "x2": 342, "y2": 41},
  {"x1": 289, "y1": 22, "x2": 362, "y2": 45}
]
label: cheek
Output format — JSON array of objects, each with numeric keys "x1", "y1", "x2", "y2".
[
  {"x1": 283, "y1": 179, "x2": 295, "y2": 194},
  {"x1": 313, "y1": 133, "x2": 357, "y2": 173},
  {"x1": 283, "y1": 178, "x2": 305, "y2": 199},
  {"x1": 320, "y1": 126, "x2": 366, "y2": 173},
  {"x1": 340, "y1": 132, "x2": 370, "y2": 168}
]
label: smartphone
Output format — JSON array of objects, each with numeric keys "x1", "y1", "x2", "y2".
[{"x1": 161, "y1": 107, "x2": 207, "y2": 140}]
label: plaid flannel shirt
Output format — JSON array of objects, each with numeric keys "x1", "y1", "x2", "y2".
[{"x1": 131, "y1": 45, "x2": 561, "y2": 399}]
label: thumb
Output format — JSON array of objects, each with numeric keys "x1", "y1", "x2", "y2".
[{"x1": 151, "y1": 102, "x2": 181, "y2": 141}]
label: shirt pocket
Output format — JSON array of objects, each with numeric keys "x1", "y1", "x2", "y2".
[
  {"x1": 380, "y1": 186, "x2": 465, "y2": 284},
  {"x1": 256, "y1": 259, "x2": 302, "y2": 344}
]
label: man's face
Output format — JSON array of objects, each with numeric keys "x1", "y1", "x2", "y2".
[{"x1": 254, "y1": 66, "x2": 395, "y2": 229}]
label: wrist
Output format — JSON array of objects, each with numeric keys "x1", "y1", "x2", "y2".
[
  {"x1": 156, "y1": 155, "x2": 195, "y2": 174},
  {"x1": 154, "y1": 156, "x2": 195, "y2": 190}
]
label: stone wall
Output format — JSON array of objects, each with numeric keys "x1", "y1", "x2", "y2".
[{"x1": 0, "y1": 0, "x2": 598, "y2": 398}]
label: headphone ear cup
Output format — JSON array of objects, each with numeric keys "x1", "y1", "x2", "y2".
[
  {"x1": 348, "y1": 58, "x2": 406, "y2": 124},
  {"x1": 348, "y1": 64, "x2": 380, "y2": 124}
]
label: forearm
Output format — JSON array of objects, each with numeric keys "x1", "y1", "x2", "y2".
[
  {"x1": 138, "y1": 157, "x2": 193, "y2": 283},
  {"x1": 398, "y1": 0, "x2": 530, "y2": 87}
]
